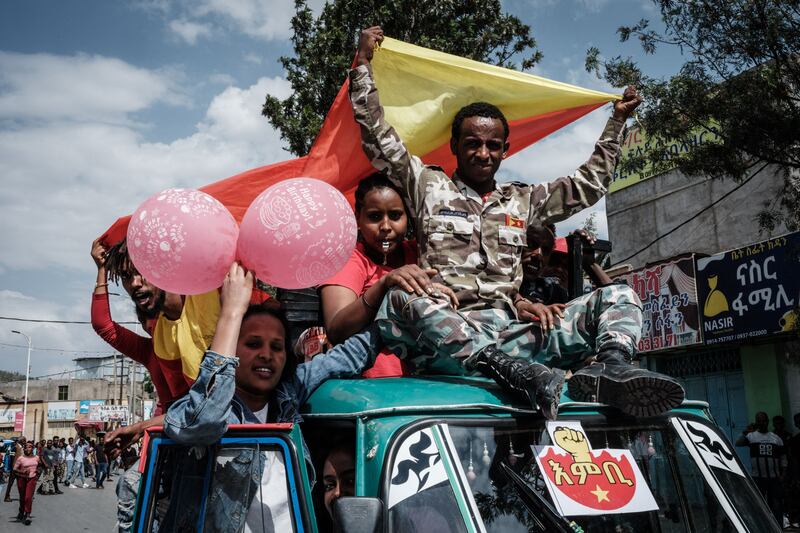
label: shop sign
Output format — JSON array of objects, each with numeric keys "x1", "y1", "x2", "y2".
[
  {"x1": 14, "y1": 411, "x2": 24, "y2": 431},
  {"x1": 617, "y1": 255, "x2": 703, "y2": 352},
  {"x1": 88, "y1": 404, "x2": 128, "y2": 422},
  {"x1": 0, "y1": 407, "x2": 21, "y2": 425},
  {"x1": 610, "y1": 124, "x2": 722, "y2": 193},
  {"x1": 47, "y1": 401, "x2": 77, "y2": 420},
  {"x1": 697, "y1": 232, "x2": 800, "y2": 345},
  {"x1": 79, "y1": 399, "x2": 105, "y2": 414}
]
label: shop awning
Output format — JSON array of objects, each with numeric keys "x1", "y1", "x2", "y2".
[{"x1": 74, "y1": 420, "x2": 103, "y2": 431}]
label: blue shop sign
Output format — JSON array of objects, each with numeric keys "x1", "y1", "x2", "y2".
[
  {"x1": 78, "y1": 399, "x2": 105, "y2": 414},
  {"x1": 697, "y1": 232, "x2": 799, "y2": 345}
]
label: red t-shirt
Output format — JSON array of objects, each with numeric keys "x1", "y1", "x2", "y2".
[
  {"x1": 322, "y1": 241, "x2": 417, "y2": 378},
  {"x1": 14, "y1": 455, "x2": 39, "y2": 478}
]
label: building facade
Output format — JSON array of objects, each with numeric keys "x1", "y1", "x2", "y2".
[
  {"x1": 0, "y1": 358, "x2": 153, "y2": 441},
  {"x1": 607, "y1": 139, "x2": 799, "y2": 468}
]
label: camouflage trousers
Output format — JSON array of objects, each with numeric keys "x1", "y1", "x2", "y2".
[
  {"x1": 38, "y1": 467, "x2": 54, "y2": 493},
  {"x1": 54, "y1": 462, "x2": 65, "y2": 483},
  {"x1": 376, "y1": 284, "x2": 643, "y2": 374}
]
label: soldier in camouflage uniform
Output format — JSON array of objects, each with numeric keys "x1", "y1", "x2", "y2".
[{"x1": 350, "y1": 27, "x2": 684, "y2": 419}]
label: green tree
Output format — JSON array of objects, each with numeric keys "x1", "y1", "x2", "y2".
[
  {"x1": 585, "y1": 0, "x2": 800, "y2": 230},
  {"x1": 581, "y1": 212, "x2": 599, "y2": 239},
  {"x1": 142, "y1": 371, "x2": 154, "y2": 395},
  {"x1": 263, "y1": 0, "x2": 542, "y2": 156},
  {"x1": 0, "y1": 370, "x2": 26, "y2": 383}
]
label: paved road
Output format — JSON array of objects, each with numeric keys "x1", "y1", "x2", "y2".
[{"x1": 0, "y1": 476, "x2": 118, "y2": 532}]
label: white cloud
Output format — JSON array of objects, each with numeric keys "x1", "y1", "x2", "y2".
[
  {"x1": 575, "y1": 0, "x2": 611, "y2": 13},
  {"x1": 0, "y1": 51, "x2": 293, "y2": 272},
  {"x1": 0, "y1": 280, "x2": 152, "y2": 376},
  {"x1": 147, "y1": 0, "x2": 329, "y2": 43},
  {"x1": 0, "y1": 51, "x2": 187, "y2": 123},
  {"x1": 522, "y1": 0, "x2": 559, "y2": 9},
  {"x1": 209, "y1": 73, "x2": 236, "y2": 85},
  {"x1": 193, "y1": 0, "x2": 295, "y2": 40},
  {"x1": 243, "y1": 52, "x2": 263, "y2": 65},
  {"x1": 0, "y1": 289, "x2": 106, "y2": 376},
  {"x1": 639, "y1": 0, "x2": 658, "y2": 13},
  {"x1": 169, "y1": 19, "x2": 213, "y2": 45}
]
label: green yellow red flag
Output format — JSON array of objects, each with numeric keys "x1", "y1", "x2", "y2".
[
  {"x1": 374, "y1": 37, "x2": 619, "y2": 159},
  {"x1": 102, "y1": 37, "x2": 619, "y2": 244}
]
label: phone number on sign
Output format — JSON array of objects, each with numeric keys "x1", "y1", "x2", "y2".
[
  {"x1": 707, "y1": 329, "x2": 768, "y2": 345},
  {"x1": 638, "y1": 332, "x2": 698, "y2": 351}
]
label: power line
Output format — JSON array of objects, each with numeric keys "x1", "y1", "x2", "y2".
[
  {"x1": 664, "y1": 169, "x2": 773, "y2": 258},
  {"x1": 0, "y1": 342, "x2": 118, "y2": 355},
  {"x1": 32, "y1": 360, "x2": 140, "y2": 380},
  {"x1": 616, "y1": 163, "x2": 768, "y2": 265},
  {"x1": 0, "y1": 315, "x2": 138, "y2": 325},
  {"x1": 7, "y1": 359, "x2": 148, "y2": 380}
]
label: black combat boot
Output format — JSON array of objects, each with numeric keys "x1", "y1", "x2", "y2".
[
  {"x1": 568, "y1": 347, "x2": 684, "y2": 417},
  {"x1": 470, "y1": 346, "x2": 566, "y2": 420}
]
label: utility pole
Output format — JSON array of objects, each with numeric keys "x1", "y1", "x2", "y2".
[
  {"x1": 112, "y1": 352, "x2": 117, "y2": 404},
  {"x1": 11, "y1": 330, "x2": 32, "y2": 434},
  {"x1": 128, "y1": 361, "x2": 135, "y2": 424},
  {"x1": 118, "y1": 357, "x2": 125, "y2": 406}
]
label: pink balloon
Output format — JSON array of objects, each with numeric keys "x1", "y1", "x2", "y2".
[
  {"x1": 127, "y1": 188, "x2": 239, "y2": 295},
  {"x1": 238, "y1": 178, "x2": 357, "y2": 289}
]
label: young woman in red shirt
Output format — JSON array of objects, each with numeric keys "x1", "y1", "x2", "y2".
[
  {"x1": 319, "y1": 173, "x2": 457, "y2": 377},
  {"x1": 14, "y1": 441, "x2": 38, "y2": 525}
]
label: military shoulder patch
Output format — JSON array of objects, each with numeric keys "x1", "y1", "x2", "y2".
[{"x1": 505, "y1": 214, "x2": 525, "y2": 229}]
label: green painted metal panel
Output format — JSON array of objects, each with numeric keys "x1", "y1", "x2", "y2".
[{"x1": 740, "y1": 344, "x2": 787, "y2": 422}]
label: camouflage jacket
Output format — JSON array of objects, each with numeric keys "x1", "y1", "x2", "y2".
[{"x1": 349, "y1": 64, "x2": 626, "y2": 314}]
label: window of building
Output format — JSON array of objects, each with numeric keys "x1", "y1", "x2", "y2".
[{"x1": 58, "y1": 385, "x2": 68, "y2": 400}]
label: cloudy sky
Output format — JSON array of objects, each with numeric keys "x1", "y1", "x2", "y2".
[{"x1": 0, "y1": 0, "x2": 683, "y2": 376}]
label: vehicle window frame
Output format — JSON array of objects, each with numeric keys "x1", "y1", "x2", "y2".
[
  {"x1": 670, "y1": 413, "x2": 781, "y2": 533},
  {"x1": 134, "y1": 431, "x2": 313, "y2": 533},
  {"x1": 380, "y1": 413, "x2": 774, "y2": 533},
  {"x1": 380, "y1": 417, "x2": 500, "y2": 533}
]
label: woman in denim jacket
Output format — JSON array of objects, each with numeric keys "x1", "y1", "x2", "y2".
[{"x1": 162, "y1": 262, "x2": 380, "y2": 532}]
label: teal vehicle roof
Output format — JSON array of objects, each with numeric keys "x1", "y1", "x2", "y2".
[{"x1": 301, "y1": 376, "x2": 710, "y2": 418}]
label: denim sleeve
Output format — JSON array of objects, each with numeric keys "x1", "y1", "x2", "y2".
[
  {"x1": 164, "y1": 351, "x2": 239, "y2": 446},
  {"x1": 292, "y1": 323, "x2": 381, "y2": 406}
]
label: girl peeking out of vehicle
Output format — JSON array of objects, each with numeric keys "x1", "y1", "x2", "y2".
[
  {"x1": 319, "y1": 172, "x2": 457, "y2": 377},
  {"x1": 162, "y1": 262, "x2": 380, "y2": 532}
]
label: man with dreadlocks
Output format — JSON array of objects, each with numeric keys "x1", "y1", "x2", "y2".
[
  {"x1": 91, "y1": 237, "x2": 174, "y2": 533},
  {"x1": 92, "y1": 236, "x2": 222, "y2": 533},
  {"x1": 91, "y1": 237, "x2": 183, "y2": 407},
  {"x1": 96, "y1": 237, "x2": 221, "y2": 390}
]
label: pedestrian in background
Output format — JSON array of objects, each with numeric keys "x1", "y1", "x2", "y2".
[
  {"x1": 94, "y1": 439, "x2": 108, "y2": 489},
  {"x1": 53, "y1": 437, "x2": 67, "y2": 488},
  {"x1": 85, "y1": 439, "x2": 95, "y2": 480},
  {"x1": 14, "y1": 441, "x2": 38, "y2": 526},
  {"x1": 108, "y1": 452, "x2": 121, "y2": 480},
  {"x1": 64, "y1": 437, "x2": 75, "y2": 487},
  {"x1": 4, "y1": 436, "x2": 24, "y2": 502},
  {"x1": 737, "y1": 411, "x2": 787, "y2": 525},
  {"x1": 37, "y1": 439, "x2": 57, "y2": 495},
  {"x1": 3, "y1": 436, "x2": 26, "y2": 502},
  {"x1": 68, "y1": 437, "x2": 89, "y2": 488},
  {"x1": 787, "y1": 413, "x2": 800, "y2": 528}
]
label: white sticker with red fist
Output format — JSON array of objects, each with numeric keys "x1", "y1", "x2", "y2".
[{"x1": 534, "y1": 422, "x2": 658, "y2": 517}]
